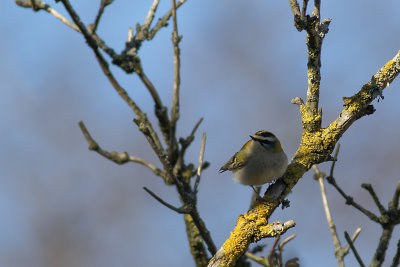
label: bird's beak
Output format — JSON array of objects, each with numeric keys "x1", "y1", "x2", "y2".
[{"x1": 250, "y1": 135, "x2": 256, "y2": 141}]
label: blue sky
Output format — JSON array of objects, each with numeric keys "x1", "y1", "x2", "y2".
[{"x1": 1, "y1": 1, "x2": 400, "y2": 266}]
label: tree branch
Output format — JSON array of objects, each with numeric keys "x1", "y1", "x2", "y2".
[
  {"x1": 78, "y1": 121, "x2": 165, "y2": 178},
  {"x1": 345, "y1": 231, "x2": 365, "y2": 267},
  {"x1": 193, "y1": 133, "x2": 206, "y2": 193},
  {"x1": 313, "y1": 146, "x2": 363, "y2": 267},
  {"x1": 313, "y1": 165, "x2": 344, "y2": 267},
  {"x1": 143, "y1": 187, "x2": 188, "y2": 213},
  {"x1": 148, "y1": 0, "x2": 187, "y2": 40},
  {"x1": 362, "y1": 183, "x2": 387, "y2": 216},
  {"x1": 371, "y1": 225, "x2": 396, "y2": 267},
  {"x1": 15, "y1": 0, "x2": 80, "y2": 32},
  {"x1": 327, "y1": 175, "x2": 381, "y2": 223},
  {"x1": 141, "y1": 0, "x2": 160, "y2": 34},
  {"x1": 89, "y1": 0, "x2": 114, "y2": 34},
  {"x1": 208, "y1": 220, "x2": 295, "y2": 266}
]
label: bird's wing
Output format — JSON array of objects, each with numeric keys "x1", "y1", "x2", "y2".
[{"x1": 219, "y1": 141, "x2": 251, "y2": 172}]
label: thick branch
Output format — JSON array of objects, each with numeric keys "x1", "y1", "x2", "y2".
[
  {"x1": 371, "y1": 225, "x2": 395, "y2": 267},
  {"x1": 208, "y1": 220, "x2": 295, "y2": 266}
]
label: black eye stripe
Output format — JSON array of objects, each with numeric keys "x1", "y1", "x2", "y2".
[{"x1": 258, "y1": 139, "x2": 274, "y2": 145}]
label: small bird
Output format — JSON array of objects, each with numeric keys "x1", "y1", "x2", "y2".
[{"x1": 219, "y1": 130, "x2": 288, "y2": 193}]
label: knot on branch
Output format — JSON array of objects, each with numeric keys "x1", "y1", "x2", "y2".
[
  {"x1": 110, "y1": 151, "x2": 129, "y2": 164},
  {"x1": 112, "y1": 53, "x2": 142, "y2": 74}
]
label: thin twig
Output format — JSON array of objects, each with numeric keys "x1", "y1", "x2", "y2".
[
  {"x1": 142, "y1": 0, "x2": 160, "y2": 33},
  {"x1": 189, "y1": 209, "x2": 217, "y2": 255},
  {"x1": 78, "y1": 121, "x2": 165, "y2": 178},
  {"x1": 313, "y1": 165, "x2": 344, "y2": 267},
  {"x1": 148, "y1": 0, "x2": 187, "y2": 40},
  {"x1": 15, "y1": 0, "x2": 80, "y2": 32},
  {"x1": 389, "y1": 181, "x2": 400, "y2": 211},
  {"x1": 329, "y1": 143, "x2": 340, "y2": 178},
  {"x1": 312, "y1": 0, "x2": 321, "y2": 19},
  {"x1": 345, "y1": 231, "x2": 365, "y2": 267},
  {"x1": 327, "y1": 176, "x2": 381, "y2": 223},
  {"x1": 178, "y1": 117, "x2": 204, "y2": 162},
  {"x1": 193, "y1": 133, "x2": 206, "y2": 193},
  {"x1": 343, "y1": 227, "x2": 362, "y2": 255},
  {"x1": 137, "y1": 71, "x2": 163, "y2": 109},
  {"x1": 279, "y1": 234, "x2": 297, "y2": 250},
  {"x1": 362, "y1": 184, "x2": 387, "y2": 216},
  {"x1": 301, "y1": 0, "x2": 308, "y2": 18},
  {"x1": 170, "y1": 0, "x2": 181, "y2": 140},
  {"x1": 90, "y1": 0, "x2": 114, "y2": 34},
  {"x1": 190, "y1": 117, "x2": 203, "y2": 137},
  {"x1": 244, "y1": 252, "x2": 267, "y2": 266},
  {"x1": 143, "y1": 187, "x2": 188, "y2": 213}
]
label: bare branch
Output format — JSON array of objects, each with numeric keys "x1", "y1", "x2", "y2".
[
  {"x1": 78, "y1": 121, "x2": 165, "y2": 178},
  {"x1": 371, "y1": 225, "x2": 396, "y2": 267},
  {"x1": 329, "y1": 143, "x2": 340, "y2": 178},
  {"x1": 142, "y1": 0, "x2": 160, "y2": 33},
  {"x1": 143, "y1": 187, "x2": 188, "y2": 213},
  {"x1": 327, "y1": 176, "x2": 380, "y2": 223},
  {"x1": 343, "y1": 227, "x2": 362, "y2": 255},
  {"x1": 279, "y1": 234, "x2": 297, "y2": 250},
  {"x1": 244, "y1": 251, "x2": 267, "y2": 266},
  {"x1": 189, "y1": 209, "x2": 217, "y2": 255},
  {"x1": 345, "y1": 231, "x2": 365, "y2": 267},
  {"x1": 133, "y1": 71, "x2": 174, "y2": 153},
  {"x1": 313, "y1": 164, "x2": 344, "y2": 267},
  {"x1": 16, "y1": 0, "x2": 80, "y2": 32},
  {"x1": 148, "y1": 0, "x2": 187, "y2": 40},
  {"x1": 362, "y1": 183, "x2": 387, "y2": 216},
  {"x1": 389, "y1": 181, "x2": 400, "y2": 211},
  {"x1": 190, "y1": 117, "x2": 203, "y2": 137},
  {"x1": 301, "y1": 0, "x2": 309, "y2": 18},
  {"x1": 137, "y1": 71, "x2": 163, "y2": 109},
  {"x1": 170, "y1": 0, "x2": 182, "y2": 143},
  {"x1": 178, "y1": 117, "x2": 204, "y2": 165},
  {"x1": 193, "y1": 133, "x2": 206, "y2": 193},
  {"x1": 89, "y1": 0, "x2": 114, "y2": 34}
]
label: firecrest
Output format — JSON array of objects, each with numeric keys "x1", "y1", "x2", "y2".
[{"x1": 219, "y1": 130, "x2": 288, "y2": 192}]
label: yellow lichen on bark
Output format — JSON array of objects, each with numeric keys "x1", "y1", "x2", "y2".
[{"x1": 216, "y1": 198, "x2": 279, "y2": 266}]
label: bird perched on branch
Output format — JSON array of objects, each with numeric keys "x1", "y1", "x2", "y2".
[{"x1": 219, "y1": 130, "x2": 288, "y2": 194}]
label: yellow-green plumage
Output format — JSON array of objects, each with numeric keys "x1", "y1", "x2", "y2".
[{"x1": 219, "y1": 131, "x2": 288, "y2": 186}]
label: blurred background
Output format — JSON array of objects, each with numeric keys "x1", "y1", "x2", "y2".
[{"x1": 1, "y1": 0, "x2": 400, "y2": 266}]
